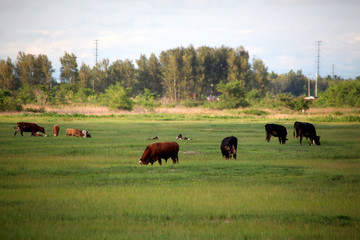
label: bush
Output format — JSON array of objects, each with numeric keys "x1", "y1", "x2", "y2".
[
  {"x1": 73, "y1": 87, "x2": 97, "y2": 103},
  {"x1": 0, "y1": 89, "x2": 23, "y2": 112},
  {"x1": 216, "y1": 80, "x2": 249, "y2": 109},
  {"x1": 315, "y1": 80, "x2": 360, "y2": 107},
  {"x1": 183, "y1": 99, "x2": 203, "y2": 108},
  {"x1": 135, "y1": 88, "x2": 160, "y2": 110},
  {"x1": 274, "y1": 92, "x2": 310, "y2": 111},
  {"x1": 101, "y1": 82, "x2": 134, "y2": 110}
]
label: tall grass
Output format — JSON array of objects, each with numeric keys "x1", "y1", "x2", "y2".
[{"x1": 0, "y1": 116, "x2": 359, "y2": 239}]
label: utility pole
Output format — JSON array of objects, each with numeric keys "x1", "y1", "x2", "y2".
[
  {"x1": 94, "y1": 39, "x2": 99, "y2": 65},
  {"x1": 93, "y1": 39, "x2": 99, "y2": 91},
  {"x1": 315, "y1": 41, "x2": 321, "y2": 98}
]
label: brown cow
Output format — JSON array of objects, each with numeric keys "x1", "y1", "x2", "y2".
[
  {"x1": 65, "y1": 128, "x2": 84, "y2": 137},
  {"x1": 53, "y1": 124, "x2": 60, "y2": 137},
  {"x1": 14, "y1": 122, "x2": 45, "y2": 136},
  {"x1": 139, "y1": 142, "x2": 179, "y2": 166}
]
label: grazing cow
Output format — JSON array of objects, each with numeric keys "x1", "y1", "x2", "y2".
[
  {"x1": 139, "y1": 142, "x2": 179, "y2": 165},
  {"x1": 265, "y1": 124, "x2": 288, "y2": 144},
  {"x1": 81, "y1": 130, "x2": 91, "y2": 138},
  {"x1": 176, "y1": 134, "x2": 190, "y2": 140},
  {"x1": 53, "y1": 124, "x2": 60, "y2": 137},
  {"x1": 65, "y1": 128, "x2": 84, "y2": 137},
  {"x1": 220, "y1": 136, "x2": 238, "y2": 160},
  {"x1": 14, "y1": 122, "x2": 45, "y2": 136},
  {"x1": 293, "y1": 121, "x2": 320, "y2": 146}
]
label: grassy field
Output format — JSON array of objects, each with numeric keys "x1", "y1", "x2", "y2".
[{"x1": 0, "y1": 113, "x2": 359, "y2": 239}]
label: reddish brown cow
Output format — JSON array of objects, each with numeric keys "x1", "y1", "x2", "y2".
[
  {"x1": 139, "y1": 142, "x2": 179, "y2": 166},
  {"x1": 65, "y1": 128, "x2": 84, "y2": 137},
  {"x1": 14, "y1": 122, "x2": 45, "y2": 136},
  {"x1": 53, "y1": 124, "x2": 60, "y2": 136}
]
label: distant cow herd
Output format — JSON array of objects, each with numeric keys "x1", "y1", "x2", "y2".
[
  {"x1": 14, "y1": 120, "x2": 320, "y2": 166},
  {"x1": 14, "y1": 122, "x2": 91, "y2": 138}
]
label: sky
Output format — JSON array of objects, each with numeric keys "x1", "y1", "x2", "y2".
[{"x1": 0, "y1": 0, "x2": 359, "y2": 80}]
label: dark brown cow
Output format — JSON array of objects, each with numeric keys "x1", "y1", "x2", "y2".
[
  {"x1": 53, "y1": 124, "x2": 60, "y2": 136},
  {"x1": 265, "y1": 124, "x2": 288, "y2": 144},
  {"x1": 293, "y1": 121, "x2": 320, "y2": 146},
  {"x1": 139, "y1": 142, "x2": 179, "y2": 165},
  {"x1": 14, "y1": 122, "x2": 45, "y2": 136},
  {"x1": 65, "y1": 128, "x2": 84, "y2": 137}
]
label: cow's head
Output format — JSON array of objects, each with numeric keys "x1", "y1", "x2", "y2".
[
  {"x1": 314, "y1": 136, "x2": 321, "y2": 145},
  {"x1": 282, "y1": 138, "x2": 289, "y2": 144},
  {"x1": 139, "y1": 159, "x2": 148, "y2": 165},
  {"x1": 39, "y1": 127, "x2": 45, "y2": 134}
]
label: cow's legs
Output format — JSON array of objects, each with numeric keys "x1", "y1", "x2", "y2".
[
  {"x1": 300, "y1": 135, "x2": 303, "y2": 145},
  {"x1": 14, "y1": 127, "x2": 20, "y2": 136},
  {"x1": 156, "y1": 157, "x2": 162, "y2": 165},
  {"x1": 266, "y1": 133, "x2": 271, "y2": 142}
]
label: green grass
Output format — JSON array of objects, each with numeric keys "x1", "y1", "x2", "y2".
[{"x1": 0, "y1": 115, "x2": 359, "y2": 239}]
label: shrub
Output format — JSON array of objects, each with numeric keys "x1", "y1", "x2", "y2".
[
  {"x1": 101, "y1": 82, "x2": 134, "y2": 110},
  {"x1": 135, "y1": 88, "x2": 160, "y2": 110},
  {"x1": 216, "y1": 80, "x2": 249, "y2": 109},
  {"x1": 183, "y1": 99, "x2": 203, "y2": 108},
  {"x1": 0, "y1": 89, "x2": 23, "y2": 112}
]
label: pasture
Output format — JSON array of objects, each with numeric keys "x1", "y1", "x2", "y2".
[{"x1": 0, "y1": 114, "x2": 359, "y2": 239}]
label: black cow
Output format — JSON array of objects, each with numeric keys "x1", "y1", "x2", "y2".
[
  {"x1": 265, "y1": 124, "x2": 288, "y2": 144},
  {"x1": 220, "y1": 136, "x2": 238, "y2": 160},
  {"x1": 293, "y1": 121, "x2": 320, "y2": 146}
]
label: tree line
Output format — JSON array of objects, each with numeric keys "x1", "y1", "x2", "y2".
[{"x1": 1, "y1": 45, "x2": 359, "y2": 111}]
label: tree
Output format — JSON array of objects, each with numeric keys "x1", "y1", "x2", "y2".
[
  {"x1": 269, "y1": 70, "x2": 307, "y2": 96},
  {"x1": 147, "y1": 53, "x2": 163, "y2": 96},
  {"x1": 136, "y1": 54, "x2": 150, "y2": 94},
  {"x1": 182, "y1": 45, "x2": 197, "y2": 99},
  {"x1": 0, "y1": 57, "x2": 18, "y2": 91},
  {"x1": 15, "y1": 52, "x2": 36, "y2": 87},
  {"x1": 160, "y1": 47, "x2": 184, "y2": 101},
  {"x1": 251, "y1": 58, "x2": 269, "y2": 96},
  {"x1": 79, "y1": 63, "x2": 92, "y2": 89},
  {"x1": 60, "y1": 52, "x2": 79, "y2": 84},
  {"x1": 93, "y1": 59, "x2": 110, "y2": 92},
  {"x1": 196, "y1": 46, "x2": 215, "y2": 97},
  {"x1": 237, "y1": 46, "x2": 251, "y2": 89},
  {"x1": 35, "y1": 54, "x2": 55, "y2": 90}
]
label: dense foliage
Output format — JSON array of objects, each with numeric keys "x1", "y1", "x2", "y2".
[{"x1": 0, "y1": 46, "x2": 359, "y2": 111}]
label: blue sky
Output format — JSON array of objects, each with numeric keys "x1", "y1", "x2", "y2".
[{"x1": 0, "y1": 0, "x2": 359, "y2": 80}]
